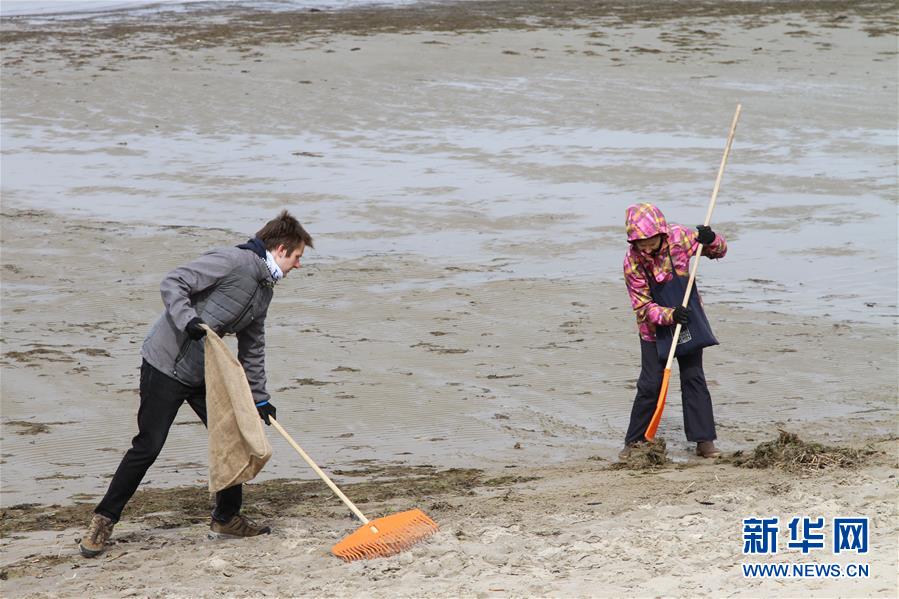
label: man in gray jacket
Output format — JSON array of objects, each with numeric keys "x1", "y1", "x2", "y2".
[{"x1": 80, "y1": 210, "x2": 313, "y2": 557}]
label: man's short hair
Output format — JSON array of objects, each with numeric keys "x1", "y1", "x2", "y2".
[{"x1": 256, "y1": 210, "x2": 313, "y2": 254}]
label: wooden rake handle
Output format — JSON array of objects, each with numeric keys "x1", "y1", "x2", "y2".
[
  {"x1": 664, "y1": 103, "x2": 742, "y2": 371},
  {"x1": 270, "y1": 418, "x2": 371, "y2": 526},
  {"x1": 645, "y1": 104, "x2": 741, "y2": 441}
]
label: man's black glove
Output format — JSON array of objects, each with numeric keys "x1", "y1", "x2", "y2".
[
  {"x1": 186, "y1": 317, "x2": 207, "y2": 341},
  {"x1": 672, "y1": 305, "x2": 691, "y2": 325},
  {"x1": 696, "y1": 225, "x2": 716, "y2": 246},
  {"x1": 256, "y1": 400, "x2": 276, "y2": 426}
]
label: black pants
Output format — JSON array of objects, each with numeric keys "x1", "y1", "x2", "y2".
[
  {"x1": 95, "y1": 360, "x2": 241, "y2": 523},
  {"x1": 625, "y1": 339, "x2": 717, "y2": 445}
]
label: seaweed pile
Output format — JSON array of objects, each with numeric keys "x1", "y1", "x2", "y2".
[
  {"x1": 729, "y1": 430, "x2": 877, "y2": 472},
  {"x1": 611, "y1": 437, "x2": 670, "y2": 471}
]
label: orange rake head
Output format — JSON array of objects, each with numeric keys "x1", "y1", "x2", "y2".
[
  {"x1": 331, "y1": 508, "x2": 439, "y2": 562},
  {"x1": 644, "y1": 367, "x2": 672, "y2": 441}
]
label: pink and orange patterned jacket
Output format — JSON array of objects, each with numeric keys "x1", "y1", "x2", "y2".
[{"x1": 623, "y1": 203, "x2": 727, "y2": 342}]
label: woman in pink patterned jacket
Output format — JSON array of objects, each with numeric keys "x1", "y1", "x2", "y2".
[{"x1": 621, "y1": 203, "x2": 727, "y2": 459}]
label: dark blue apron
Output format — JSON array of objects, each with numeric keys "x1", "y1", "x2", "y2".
[{"x1": 646, "y1": 249, "x2": 718, "y2": 360}]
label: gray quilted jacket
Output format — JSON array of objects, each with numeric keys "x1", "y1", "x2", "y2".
[{"x1": 140, "y1": 246, "x2": 275, "y2": 403}]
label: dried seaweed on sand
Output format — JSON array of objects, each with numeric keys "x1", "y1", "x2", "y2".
[
  {"x1": 610, "y1": 438, "x2": 670, "y2": 471},
  {"x1": 728, "y1": 430, "x2": 877, "y2": 472}
]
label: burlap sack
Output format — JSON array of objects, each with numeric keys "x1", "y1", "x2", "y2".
[{"x1": 203, "y1": 327, "x2": 272, "y2": 493}]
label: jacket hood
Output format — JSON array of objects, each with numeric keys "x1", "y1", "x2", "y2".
[
  {"x1": 625, "y1": 203, "x2": 669, "y2": 242},
  {"x1": 237, "y1": 237, "x2": 267, "y2": 259}
]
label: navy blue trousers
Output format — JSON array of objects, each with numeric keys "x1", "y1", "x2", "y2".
[
  {"x1": 95, "y1": 360, "x2": 241, "y2": 523},
  {"x1": 625, "y1": 339, "x2": 717, "y2": 444}
]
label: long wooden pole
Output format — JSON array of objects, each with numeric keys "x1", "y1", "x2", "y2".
[
  {"x1": 270, "y1": 418, "x2": 373, "y2": 527},
  {"x1": 644, "y1": 104, "x2": 742, "y2": 441}
]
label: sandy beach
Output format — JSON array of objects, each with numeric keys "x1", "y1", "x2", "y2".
[{"x1": 1, "y1": 1, "x2": 896, "y2": 597}]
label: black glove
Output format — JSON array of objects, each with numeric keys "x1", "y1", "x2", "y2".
[
  {"x1": 186, "y1": 317, "x2": 207, "y2": 341},
  {"x1": 672, "y1": 305, "x2": 691, "y2": 325},
  {"x1": 696, "y1": 225, "x2": 716, "y2": 246},
  {"x1": 256, "y1": 400, "x2": 276, "y2": 425}
]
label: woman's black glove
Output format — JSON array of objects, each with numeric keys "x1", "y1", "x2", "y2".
[
  {"x1": 186, "y1": 317, "x2": 207, "y2": 340},
  {"x1": 256, "y1": 400, "x2": 276, "y2": 425},
  {"x1": 696, "y1": 225, "x2": 716, "y2": 245},
  {"x1": 672, "y1": 305, "x2": 691, "y2": 325}
]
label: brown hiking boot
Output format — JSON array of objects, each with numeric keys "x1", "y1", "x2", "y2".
[
  {"x1": 79, "y1": 513, "x2": 115, "y2": 557},
  {"x1": 210, "y1": 514, "x2": 271, "y2": 537},
  {"x1": 696, "y1": 441, "x2": 721, "y2": 458},
  {"x1": 618, "y1": 441, "x2": 645, "y2": 461}
]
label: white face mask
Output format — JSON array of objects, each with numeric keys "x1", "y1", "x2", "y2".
[{"x1": 264, "y1": 250, "x2": 284, "y2": 282}]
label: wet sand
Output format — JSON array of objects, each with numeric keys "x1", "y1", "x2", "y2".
[
  {"x1": 1, "y1": 438, "x2": 897, "y2": 597},
  {"x1": 2, "y1": 1, "x2": 897, "y2": 320},
  {"x1": 1, "y1": 1, "x2": 897, "y2": 596}
]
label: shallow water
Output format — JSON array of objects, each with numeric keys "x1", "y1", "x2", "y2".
[
  {"x1": 0, "y1": 0, "x2": 422, "y2": 19},
  {"x1": 2, "y1": 119, "x2": 895, "y2": 325}
]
